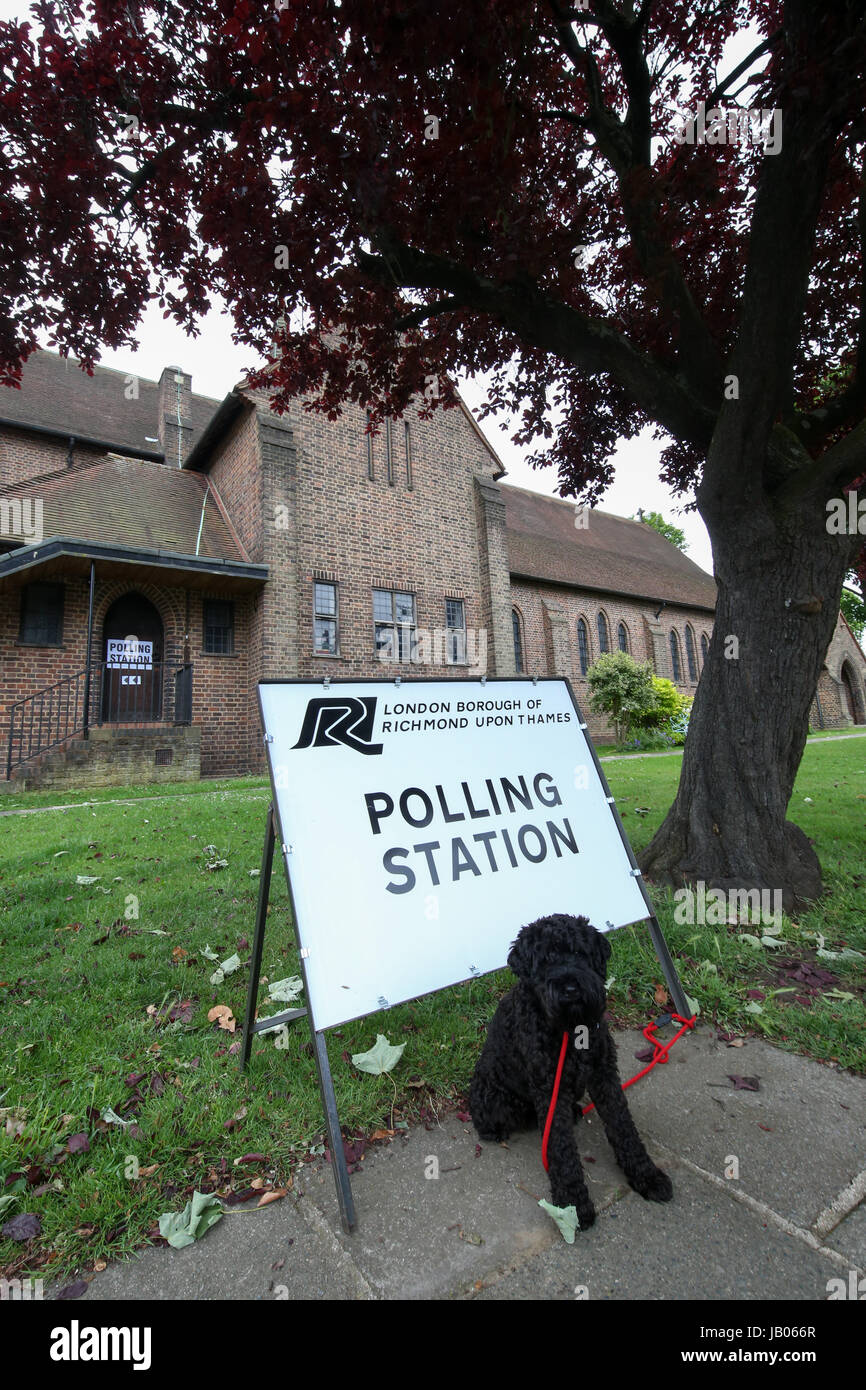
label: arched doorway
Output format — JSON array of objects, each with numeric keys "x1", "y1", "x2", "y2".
[
  {"x1": 101, "y1": 594, "x2": 164, "y2": 723},
  {"x1": 841, "y1": 663, "x2": 865, "y2": 725}
]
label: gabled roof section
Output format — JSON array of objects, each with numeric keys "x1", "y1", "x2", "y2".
[
  {"x1": 0, "y1": 349, "x2": 220, "y2": 458},
  {"x1": 503, "y1": 484, "x2": 717, "y2": 612},
  {"x1": 0, "y1": 455, "x2": 248, "y2": 562},
  {"x1": 184, "y1": 369, "x2": 506, "y2": 478}
]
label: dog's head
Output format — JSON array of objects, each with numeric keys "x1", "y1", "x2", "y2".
[{"x1": 507, "y1": 913, "x2": 611, "y2": 1029}]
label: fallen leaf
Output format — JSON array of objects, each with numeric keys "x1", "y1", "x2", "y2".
[
  {"x1": 538, "y1": 1200, "x2": 580, "y2": 1243},
  {"x1": 257, "y1": 1188, "x2": 290, "y2": 1207},
  {"x1": 158, "y1": 1191, "x2": 223, "y2": 1248},
  {"x1": 351, "y1": 1034, "x2": 405, "y2": 1075},
  {"x1": 2, "y1": 1211, "x2": 42, "y2": 1241},
  {"x1": 266, "y1": 976, "x2": 304, "y2": 1003},
  {"x1": 208, "y1": 1005, "x2": 236, "y2": 1033},
  {"x1": 55, "y1": 1280, "x2": 88, "y2": 1300},
  {"x1": 727, "y1": 1075, "x2": 760, "y2": 1092}
]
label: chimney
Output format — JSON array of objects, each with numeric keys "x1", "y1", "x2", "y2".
[{"x1": 157, "y1": 366, "x2": 193, "y2": 467}]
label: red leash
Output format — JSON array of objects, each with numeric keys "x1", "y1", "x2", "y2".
[{"x1": 541, "y1": 1012, "x2": 696, "y2": 1172}]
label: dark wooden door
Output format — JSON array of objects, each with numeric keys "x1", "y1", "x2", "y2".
[{"x1": 102, "y1": 594, "x2": 164, "y2": 723}]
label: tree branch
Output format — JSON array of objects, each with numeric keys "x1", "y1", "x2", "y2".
[
  {"x1": 357, "y1": 228, "x2": 715, "y2": 449},
  {"x1": 392, "y1": 296, "x2": 463, "y2": 330}
]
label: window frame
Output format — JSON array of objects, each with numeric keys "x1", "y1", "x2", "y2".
[
  {"x1": 313, "y1": 580, "x2": 339, "y2": 657},
  {"x1": 670, "y1": 629, "x2": 682, "y2": 683},
  {"x1": 18, "y1": 582, "x2": 65, "y2": 647},
  {"x1": 445, "y1": 597, "x2": 466, "y2": 665},
  {"x1": 685, "y1": 624, "x2": 698, "y2": 681},
  {"x1": 512, "y1": 608, "x2": 524, "y2": 674},
  {"x1": 373, "y1": 587, "x2": 416, "y2": 663},
  {"x1": 203, "y1": 598, "x2": 235, "y2": 656},
  {"x1": 576, "y1": 617, "x2": 590, "y2": 675},
  {"x1": 597, "y1": 610, "x2": 609, "y2": 655}
]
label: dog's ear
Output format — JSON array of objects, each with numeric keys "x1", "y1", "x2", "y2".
[
  {"x1": 507, "y1": 928, "x2": 534, "y2": 980},
  {"x1": 593, "y1": 928, "x2": 612, "y2": 975}
]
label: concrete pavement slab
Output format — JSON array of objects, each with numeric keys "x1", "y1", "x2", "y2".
[
  {"x1": 468, "y1": 1164, "x2": 843, "y2": 1302},
  {"x1": 615, "y1": 1024, "x2": 866, "y2": 1232},
  {"x1": 74, "y1": 1190, "x2": 373, "y2": 1302}
]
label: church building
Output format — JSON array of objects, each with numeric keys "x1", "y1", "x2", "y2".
[{"x1": 1, "y1": 350, "x2": 864, "y2": 788}]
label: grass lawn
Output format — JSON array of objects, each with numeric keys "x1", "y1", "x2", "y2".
[{"x1": 1, "y1": 739, "x2": 864, "y2": 1282}]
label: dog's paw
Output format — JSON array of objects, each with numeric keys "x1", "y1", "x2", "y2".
[
  {"x1": 630, "y1": 1165, "x2": 673, "y2": 1203},
  {"x1": 551, "y1": 1189, "x2": 596, "y2": 1229},
  {"x1": 576, "y1": 1201, "x2": 596, "y2": 1230}
]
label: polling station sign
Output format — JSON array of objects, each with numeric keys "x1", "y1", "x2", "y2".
[{"x1": 258, "y1": 678, "x2": 649, "y2": 1032}]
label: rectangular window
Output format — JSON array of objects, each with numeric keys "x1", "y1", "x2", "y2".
[
  {"x1": 203, "y1": 599, "x2": 234, "y2": 655},
  {"x1": 385, "y1": 417, "x2": 394, "y2": 486},
  {"x1": 313, "y1": 581, "x2": 338, "y2": 654},
  {"x1": 404, "y1": 421, "x2": 413, "y2": 489},
  {"x1": 373, "y1": 587, "x2": 416, "y2": 662},
  {"x1": 445, "y1": 597, "x2": 466, "y2": 664},
  {"x1": 19, "y1": 583, "x2": 64, "y2": 645}
]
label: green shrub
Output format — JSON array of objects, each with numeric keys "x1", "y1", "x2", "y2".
[{"x1": 586, "y1": 652, "x2": 656, "y2": 744}]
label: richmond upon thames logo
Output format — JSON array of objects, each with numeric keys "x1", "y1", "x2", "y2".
[{"x1": 292, "y1": 696, "x2": 384, "y2": 755}]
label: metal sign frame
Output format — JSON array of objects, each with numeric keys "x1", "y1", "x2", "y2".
[{"x1": 240, "y1": 675, "x2": 690, "y2": 1234}]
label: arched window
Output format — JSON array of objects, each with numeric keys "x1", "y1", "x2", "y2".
[
  {"x1": 670, "y1": 630, "x2": 682, "y2": 683},
  {"x1": 617, "y1": 622, "x2": 629, "y2": 653},
  {"x1": 577, "y1": 618, "x2": 589, "y2": 675},
  {"x1": 512, "y1": 609, "x2": 524, "y2": 674},
  {"x1": 597, "y1": 611, "x2": 609, "y2": 654},
  {"x1": 700, "y1": 632, "x2": 709, "y2": 665},
  {"x1": 685, "y1": 625, "x2": 698, "y2": 681}
]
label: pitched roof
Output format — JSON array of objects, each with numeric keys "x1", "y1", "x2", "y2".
[
  {"x1": 0, "y1": 350, "x2": 219, "y2": 457},
  {"x1": 503, "y1": 484, "x2": 716, "y2": 611},
  {"x1": 0, "y1": 455, "x2": 248, "y2": 563}
]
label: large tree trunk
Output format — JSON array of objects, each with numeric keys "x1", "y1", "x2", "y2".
[{"x1": 640, "y1": 464, "x2": 860, "y2": 914}]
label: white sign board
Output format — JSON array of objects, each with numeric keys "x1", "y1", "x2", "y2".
[
  {"x1": 107, "y1": 639, "x2": 153, "y2": 670},
  {"x1": 259, "y1": 679, "x2": 649, "y2": 1031}
]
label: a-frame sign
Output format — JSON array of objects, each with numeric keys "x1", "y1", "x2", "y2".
[{"x1": 240, "y1": 677, "x2": 689, "y2": 1233}]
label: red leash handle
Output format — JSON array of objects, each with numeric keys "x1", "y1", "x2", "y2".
[
  {"x1": 541, "y1": 1012, "x2": 697, "y2": 1168},
  {"x1": 581, "y1": 1012, "x2": 696, "y2": 1117}
]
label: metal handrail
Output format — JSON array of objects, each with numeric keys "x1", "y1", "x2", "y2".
[
  {"x1": 5, "y1": 662, "x2": 193, "y2": 779},
  {"x1": 6, "y1": 668, "x2": 87, "y2": 780}
]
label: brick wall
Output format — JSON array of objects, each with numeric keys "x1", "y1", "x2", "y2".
[
  {"x1": 0, "y1": 569, "x2": 258, "y2": 780},
  {"x1": 510, "y1": 578, "x2": 713, "y2": 739},
  {"x1": 0, "y1": 428, "x2": 109, "y2": 490},
  {"x1": 199, "y1": 389, "x2": 510, "y2": 773},
  {"x1": 810, "y1": 616, "x2": 866, "y2": 727}
]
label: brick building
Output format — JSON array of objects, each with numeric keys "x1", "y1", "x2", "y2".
[{"x1": 1, "y1": 350, "x2": 864, "y2": 788}]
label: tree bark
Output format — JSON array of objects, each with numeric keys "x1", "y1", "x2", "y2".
[{"x1": 639, "y1": 469, "x2": 861, "y2": 914}]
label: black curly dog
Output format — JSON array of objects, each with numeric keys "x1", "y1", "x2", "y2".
[{"x1": 470, "y1": 913, "x2": 673, "y2": 1229}]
